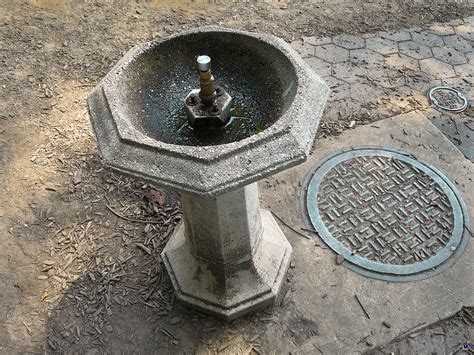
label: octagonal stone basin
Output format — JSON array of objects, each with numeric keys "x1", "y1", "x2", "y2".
[
  {"x1": 88, "y1": 27, "x2": 329, "y2": 196},
  {"x1": 117, "y1": 31, "x2": 297, "y2": 146},
  {"x1": 88, "y1": 27, "x2": 329, "y2": 320}
]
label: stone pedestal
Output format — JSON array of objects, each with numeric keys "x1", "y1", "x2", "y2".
[
  {"x1": 161, "y1": 183, "x2": 292, "y2": 319},
  {"x1": 88, "y1": 27, "x2": 328, "y2": 320}
]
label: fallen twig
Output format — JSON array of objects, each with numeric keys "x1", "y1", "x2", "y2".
[
  {"x1": 136, "y1": 242, "x2": 151, "y2": 255},
  {"x1": 301, "y1": 227, "x2": 318, "y2": 234},
  {"x1": 355, "y1": 294, "x2": 371, "y2": 319},
  {"x1": 271, "y1": 212, "x2": 310, "y2": 240},
  {"x1": 394, "y1": 321, "x2": 426, "y2": 341},
  {"x1": 106, "y1": 204, "x2": 161, "y2": 224}
]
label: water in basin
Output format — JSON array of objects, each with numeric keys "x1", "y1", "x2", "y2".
[{"x1": 117, "y1": 31, "x2": 297, "y2": 146}]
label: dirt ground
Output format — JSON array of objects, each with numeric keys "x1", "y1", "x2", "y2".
[{"x1": 1, "y1": 0, "x2": 474, "y2": 353}]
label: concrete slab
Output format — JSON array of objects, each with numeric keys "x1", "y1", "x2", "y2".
[
  {"x1": 256, "y1": 111, "x2": 473, "y2": 353},
  {"x1": 427, "y1": 109, "x2": 474, "y2": 162}
]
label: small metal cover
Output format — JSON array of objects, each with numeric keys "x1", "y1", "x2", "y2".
[
  {"x1": 301, "y1": 147, "x2": 470, "y2": 281},
  {"x1": 428, "y1": 86, "x2": 468, "y2": 112}
]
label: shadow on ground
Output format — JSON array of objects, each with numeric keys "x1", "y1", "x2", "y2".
[{"x1": 43, "y1": 245, "x2": 313, "y2": 353}]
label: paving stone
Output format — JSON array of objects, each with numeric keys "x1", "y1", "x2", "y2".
[
  {"x1": 350, "y1": 82, "x2": 384, "y2": 104},
  {"x1": 441, "y1": 77, "x2": 473, "y2": 101},
  {"x1": 324, "y1": 75, "x2": 351, "y2": 101},
  {"x1": 291, "y1": 39, "x2": 315, "y2": 58},
  {"x1": 411, "y1": 31, "x2": 445, "y2": 47},
  {"x1": 454, "y1": 23, "x2": 474, "y2": 41},
  {"x1": 447, "y1": 18, "x2": 467, "y2": 26},
  {"x1": 428, "y1": 24, "x2": 456, "y2": 36},
  {"x1": 331, "y1": 97, "x2": 361, "y2": 113},
  {"x1": 405, "y1": 75, "x2": 442, "y2": 94},
  {"x1": 443, "y1": 35, "x2": 473, "y2": 52},
  {"x1": 453, "y1": 63, "x2": 474, "y2": 84},
  {"x1": 467, "y1": 16, "x2": 474, "y2": 27},
  {"x1": 432, "y1": 46, "x2": 468, "y2": 65},
  {"x1": 315, "y1": 44, "x2": 349, "y2": 63},
  {"x1": 304, "y1": 57, "x2": 332, "y2": 77},
  {"x1": 368, "y1": 68, "x2": 406, "y2": 89},
  {"x1": 384, "y1": 53, "x2": 420, "y2": 72},
  {"x1": 349, "y1": 48, "x2": 384, "y2": 66},
  {"x1": 466, "y1": 51, "x2": 474, "y2": 64},
  {"x1": 361, "y1": 33, "x2": 377, "y2": 39},
  {"x1": 331, "y1": 61, "x2": 368, "y2": 84},
  {"x1": 380, "y1": 31, "x2": 412, "y2": 42},
  {"x1": 419, "y1": 58, "x2": 456, "y2": 79},
  {"x1": 399, "y1": 40, "x2": 433, "y2": 60},
  {"x1": 381, "y1": 85, "x2": 428, "y2": 113},
  {"x1": 303, "y1": 36, "x2": 331, "y2": 46},
  {"x1": 366, "y1": 37, "x2": 399, "y2": 55},
  {"x1": 430, "y1": 114, "x2": 474, "y2": 162},
  {"x1": 333, "y1": 34, "x2": 365, "y2": 50},
  {"x1": 323, "y1": 98, "x2": 361, "y2": 123}
]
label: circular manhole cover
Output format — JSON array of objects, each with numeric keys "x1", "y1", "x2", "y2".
[{"x1": 301, "y1": 147, "x2": 470, "y2": 282}]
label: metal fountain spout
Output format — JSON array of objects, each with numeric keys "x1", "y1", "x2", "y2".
[{"x1": 184, "y1": 55, "x2": 232, "y2": 129}]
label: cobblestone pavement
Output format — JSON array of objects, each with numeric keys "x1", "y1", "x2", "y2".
[{"x1": 292, "y1": 16, "x2": 474, "y2": 161}]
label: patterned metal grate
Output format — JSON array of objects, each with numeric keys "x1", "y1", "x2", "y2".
[{"x1": 301, "y1": 147, "x2": 470, "y2": 281}]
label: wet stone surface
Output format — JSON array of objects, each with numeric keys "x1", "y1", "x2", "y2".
[{"x1": 123, "y1": 32, "x2": 295, "y2": 146}]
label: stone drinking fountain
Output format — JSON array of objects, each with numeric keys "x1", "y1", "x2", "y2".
[{"x1": 87, "y1": 27, "x2": 329, "y2": 319}]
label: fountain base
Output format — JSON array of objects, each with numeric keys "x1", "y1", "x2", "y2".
[
  {"x1": 161, "y1": 184, "x2": 292, "y2": 320},
  {"x1": 184, "y1": 86, "x2": 233, "y2": 129}
]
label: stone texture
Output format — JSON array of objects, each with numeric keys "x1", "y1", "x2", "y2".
[
  {"x1": 162, "y1": 184, "x2": 292, "y2": 319},
  {"x1": 431, "y1": 114, "x2": 474, "y2": 162},
  {"x1": 411, "y1": 31, "x2": 444, "y2": 47},
  {"x1": 466, "y1": 51, "x2": 474, "y2": 64},
  {"x1": 432, "y1": 46, "x2": 468, "y2": 65},
  {"x1": 349, "y1": 48, "x2": 384, "y2": 66},
  {"x1": 419, "y1": 58, "x2": 456, "y2": 79},
  {"x1": 405, "y1": 75, "x2": 442, "y2": 94},
  {"x1": 333, "y1": 34, "x2": 365, "y2": 49},
  {"x1": 443, "y1": 34, "x2": 473, "y2": 52},
  {"x1": 291, "y1": 39, "x2": 315, "y2": 58},
  {"x1": 324, "y1": 75, "x2": 351, "y2": 101},
  {"x1": 453, "y1": 63, "x2": 474, "y2": 84},
  {"x1": 303, "y1": 36, "x2": 331, "y2": 46},
  {"x1": 441, "y1": 77, "x2": 473, "y2": 101},
  {"x1": 368, "y1": 68, "x2": 405, "y2": 89},
  {"x1": 350, "y1": 83, "x2": 383, "y2": 104},
  {"x1": 399, "y1": 40, "x2": 433, "y2": 59},
  {"x1": 384, "y1": 53, "x2": 419, "y2": 71},
  {"x1": 304, "y1": 57, "x2": 332, "y2": 77},
  {"x1": 381, "y1": 30, "x2": 412, "y2": 42},
  {"x1": 315, "y1": 44, "x2": 349, "y2": 63},
  {"x1": 331, "y1": 61, "x2": 368, "y2": 83},
  {"x1": 428, "y1": 24, "x2": 456, "y2": 36},
  {"x1": 454, "y1": 23, "x2": 474, "y2": 41},
  {"x1": 366, "y1": 37, "x2": 398, "y2": 55}
]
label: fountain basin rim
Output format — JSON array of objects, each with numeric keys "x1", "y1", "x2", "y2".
[
  {"x1": 87, "y1": 26, "x2": 329, "y2": 196},
  {"x1": 99, "y1": 26, "x2": 327, "y2": 163}
]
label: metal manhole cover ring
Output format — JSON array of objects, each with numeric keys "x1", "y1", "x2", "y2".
[
  {"x1": 428, "y1": 86, "x2": 468, "y2": 112},
  {"x1": 301, "y1": 147, "x2": 470, "y2": 282}
]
